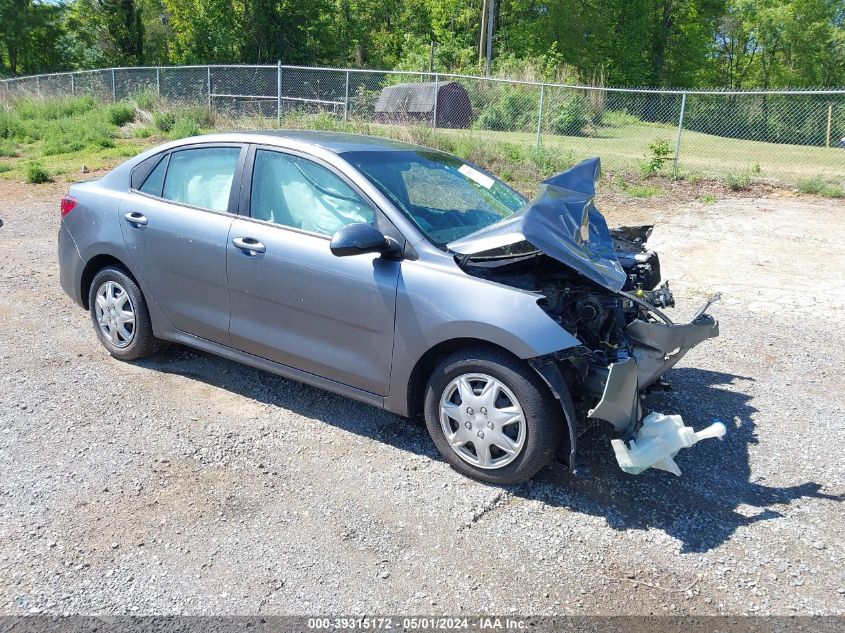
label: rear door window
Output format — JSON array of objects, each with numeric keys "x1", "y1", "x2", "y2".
[{"x1": 161, "y1": 147, "x2": 241, "y2": 212}]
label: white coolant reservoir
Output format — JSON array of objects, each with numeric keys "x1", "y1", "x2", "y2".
[{"x1": 611, "y1": 412, "x2": 727, "y2": 475}]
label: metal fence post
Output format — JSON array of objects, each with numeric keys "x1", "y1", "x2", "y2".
[
  {"x1": 156, "y1": 67, "x2": 160, "y2": 97},
  {"x1": 535, "y1": 83, "x2": 546, "y2": 150},
  {"x1": 111, "y1": 68, "x2": 116, "y2": 101},
  {"x1": 826, "y1": 104, "x2": 833, "y2": 147},
  {"x1": 344, "y1": 69, "x2": 350, "y2": 123},
  {"x1": 277, "y1": 61, "x2": 282, "y2": 125},
  {"x1": 70, "y1": 73, "x2": 74, "y2": 95},
  {"x1": 207, "y1": 66, "x2": 212, "y2": 109},
  {"x1": 36, "y1": 75, "x2": 40, "y2": 96},
  {"x1": 673, "y1": 91, "x2": 687, "y2": 177},
  {"x1": 432, "y1": 73, "x2": 439, "y2": 129}
]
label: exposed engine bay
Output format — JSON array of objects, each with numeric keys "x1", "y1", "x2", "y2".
[{"x1": 448, "y1": 158, "x2": 724, "y2": 476}]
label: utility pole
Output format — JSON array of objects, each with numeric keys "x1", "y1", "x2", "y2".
[
  {"x1": 485, "y1": 0, "x2": 495, "y2": 75},
  {"x1": 478, "y1": 0, "x2": 488, "y2": 66},
  {"x1": 428, "y1": 41, "x2": 435, "y2": 75}
]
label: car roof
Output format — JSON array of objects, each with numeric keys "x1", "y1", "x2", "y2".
[{"x1": 215, "y1": 130, "x2": 434, "y2": 154}]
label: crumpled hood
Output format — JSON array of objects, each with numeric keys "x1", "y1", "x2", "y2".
[{"x1": 448, "y1": 157, "x2": 627, "y2": 291}]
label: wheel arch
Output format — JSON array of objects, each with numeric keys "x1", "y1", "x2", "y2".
[
  {"x1": 404, "y1": 339, "x2": 579, "y2": 468},
  {"x1": 80, "y1": 254, "x2": 135, "y2": 310},
  {"x1": 406, "y1": 338, "x2": 543, "y2": 420}
]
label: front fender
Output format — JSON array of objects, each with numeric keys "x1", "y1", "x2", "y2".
[{"x1": 384, "y1": 260, "x2": 580, "y2": 416}]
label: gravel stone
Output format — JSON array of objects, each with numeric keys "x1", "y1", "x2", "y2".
[{"x1": 0, "y1": 183, "x2": 843, "y2": 615}]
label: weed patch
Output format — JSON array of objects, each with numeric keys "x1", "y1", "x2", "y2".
[
  {"x1": 24, "y1": 160, "x2": 51, "y2": 183},
  {"x1": 796, "y1": 177, "x2": 843, "y2": 198},
  {"x1": 724, "y1": 172, "x2": 751, "y2": 191}
]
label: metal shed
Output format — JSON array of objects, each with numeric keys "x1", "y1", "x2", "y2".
[{"x1": 374, "y1": 81, "x2": 472, "y2": 128}]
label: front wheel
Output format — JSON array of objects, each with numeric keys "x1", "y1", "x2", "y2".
[{"x1": 423, "y1": 348, "x2": 563, "y2": 485}]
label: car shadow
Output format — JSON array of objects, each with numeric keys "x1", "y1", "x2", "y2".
[
  {"x1": 521, "y1": 367, "x2": 843, "y2": 552},
  {"x1": 138, "y1": 349, "x2": 842, "y2": 553}
]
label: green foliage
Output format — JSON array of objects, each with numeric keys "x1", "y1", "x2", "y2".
[
  {"x1": 166, "y1": 118, "x2": 200, "y2": 140},
  {"x1": 685, "y1": 93, "x2": 845, "y2": 147},
  {"x1": 12, "y1": 95, "x2": 96, "y2": 120},
  {"x1": 547, "y1": 94, "x2": 592, "y2": 136},
  {"x1": 0, "y1": 0, "x2": 70, "y2": 75},
  {"x1": 602, "y1": 110, "x2": 643, "y2": 128},
  {"x1": 699, "y1": 193, "x2": 716, "y2": 204},
  {"x1": 105, "y1": 102, "x2": 135, "y2": 127},
  {"x1": 65, "y1": 0, "x2": 144, "y2": 67},
  {"x1": 3, "y1": 0, "x2": 844, "y2": 94},
  {"x1": 133, "y1": 89, "x2": 159, "y2": 111},
  {"x1": 724, "y1": 172, "x2": 751, "y2": 191},
  {"x1": 133, "y1": 125, "x2": 153, "y2": 138},
  {"x1": 475, "y1": 88, "x2": 538, "y2": 132},
  {"x1": 0, "y1": 109, "x2": 23, "y2": 139},
  {"x1": 0, "y1": 139, "x2": 17, "y2": 156},
  {"x1": 24, "y1": 160, "x2": 51, "y2": 183},
  {"x1": 152, "y1": 111, "x2": 176, "y2": 133},
  {"x1": 796, "y1": 177, "x2": 843, "y2": 198},
  {"x1": 0, "y1": 163, "x2": 12, "y2": 173},
  {"x1": 640, "y1": 138, "x2": 672, "y2": 177}
]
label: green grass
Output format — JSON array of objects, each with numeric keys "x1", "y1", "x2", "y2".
[
  {"x1": 626, "y1": 184, "x2": 663, "y2": 198},
  {"x1": 796, "y1": 176, "x2": 843, "y2": 198},
  {"x1": 0, "y1": 95, "x2": 215, "y2": 182},
  {"x1": 1, "y1": 94, "x2": 841, "y2": 194},
  {"x1": 428, "y1": 118, "x2": 844, "y2": 186},
  {"x1": 0, "y1": 140, "x2": 17, "y2": 157},
  {"x1": 699, "y1": 193, "x2": 716, "y2": 204}
]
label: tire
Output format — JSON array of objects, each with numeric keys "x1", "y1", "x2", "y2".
[
  {"x1": 423, "y1": 347, "x2": 563, "y2": 485},
  {"x1": 88, "y1": 266, "x2": 161, "y2": 361}
]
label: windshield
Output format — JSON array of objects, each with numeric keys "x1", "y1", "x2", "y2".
[{"x1": 342, "y1": 150, "x2": 526, "y2": 246}]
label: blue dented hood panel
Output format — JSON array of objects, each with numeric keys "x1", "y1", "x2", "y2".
[{"x1": 448, "y1": 157, "x2": 627, "y2": 291}]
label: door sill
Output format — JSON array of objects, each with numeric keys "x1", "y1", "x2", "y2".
[{"x1": 161, "y1": 331, "x2": 386, "y2": 409}]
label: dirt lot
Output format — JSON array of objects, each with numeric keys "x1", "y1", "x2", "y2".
[{"x1": 1, "y1": 180, "x2": 843, "y2": 616}]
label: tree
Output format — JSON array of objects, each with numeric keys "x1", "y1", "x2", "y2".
[
  {"x1": 0, "y1": 0, "x2": 69, "y2": 75},
  {"x1": 66, "y1": 0, "x2": 145, "y2": 67}
]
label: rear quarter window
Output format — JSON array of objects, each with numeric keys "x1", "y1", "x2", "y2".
[{"x1": 138, "y1": 155, "x2": 169, "y2": 197}]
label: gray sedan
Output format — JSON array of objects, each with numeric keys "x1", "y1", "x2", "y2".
[{"x1": 58, "y1": 131, "x2": 722, "y2": 484}]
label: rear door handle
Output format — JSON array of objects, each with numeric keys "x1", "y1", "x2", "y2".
[
  {"x1": 232, "y1": 237, "x2": 266, "y2": 255},
  {"x1": 124, "y1": 212, "x2": 148, "y2": 226}
]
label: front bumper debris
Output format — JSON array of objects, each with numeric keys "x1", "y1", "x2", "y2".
[
  {"x1": 588, "y1": 310, "x2": 719, "y2": 436},
  {"x1": 586, "y1": 294, "x2": 723, "y2": 475},
  {"x1": 611, "y1": 412, "x2": 726, "y2": 475}
]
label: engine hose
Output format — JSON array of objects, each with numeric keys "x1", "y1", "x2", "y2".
[{"x1": 618, "y1": 290, "x2": 674, "y2": 325}]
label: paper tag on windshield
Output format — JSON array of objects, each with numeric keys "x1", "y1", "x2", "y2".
[{"x1": 459, "y1": 164, "x2": 495, "y2": 189}]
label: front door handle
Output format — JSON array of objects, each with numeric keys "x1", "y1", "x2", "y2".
[
  {"x1": 124, "y1": 212, "x2": 148, "y2": 226},
  {"x1": 232, "y1": 237, "x2": 266, "y2": 255}
]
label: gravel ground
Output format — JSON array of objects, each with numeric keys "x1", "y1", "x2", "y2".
[{"x1": 0, "y1": 180, "x2": 843, "y2": 616}]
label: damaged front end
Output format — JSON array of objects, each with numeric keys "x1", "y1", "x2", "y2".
[{"x1": 449, "y1": 157, "x2": 725, "y2": 476}]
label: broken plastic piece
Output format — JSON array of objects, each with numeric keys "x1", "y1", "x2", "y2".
[
  {"x1": 611, "y1": 412, "x2": 726, "y2": 476},
  {"x1": 588, "y1": 357, "x2": 641, "y2": 433}
]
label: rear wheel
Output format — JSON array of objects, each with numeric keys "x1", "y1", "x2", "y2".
[
  {"x1": 423, "y1": 347, "x2": 562, "y2": 485},
  {"x1": 88, "y1": 266, "x2": 160, "y2": 361}
]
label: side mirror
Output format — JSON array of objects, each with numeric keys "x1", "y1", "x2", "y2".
[{"x1": 330, "y1": 223, "x2": 402, "y2": 259}]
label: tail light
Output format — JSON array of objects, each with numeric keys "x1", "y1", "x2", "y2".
[{"x1": 60, "y1": 195, "x2": 77, "y2": 218}]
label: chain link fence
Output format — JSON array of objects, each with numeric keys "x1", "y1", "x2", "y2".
[{"x1": 3, "y1": 65, "x2": 844, "y2": 184}]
